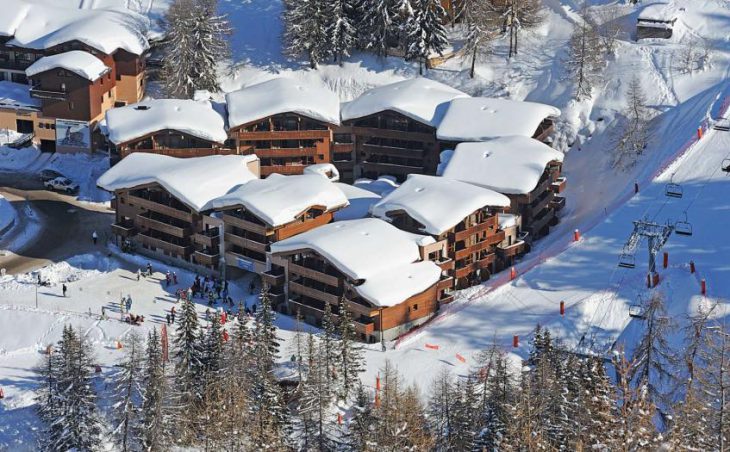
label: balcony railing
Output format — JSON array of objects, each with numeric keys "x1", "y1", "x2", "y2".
[
  {"x1": 224, "y1": 232, "x2": 268, "y2": 253},
  {"x1": 550, "y1": 196, "x2": 566, "y2": 211},
  {"x1": 497, "y1": 240, "x2": 526, "y2": 258},
  {"x1": 236, "y1": 130, "x2": 329, "y2": 140},
  {"x1": 261, "y1": 269, "x2": 285, "y2": 287},
  {"x1": 254, "y1": 147, "x2": 318, "y2": 158},
  {"x1": 126, "y1": 194, "x2": 193, "y2": 222},
  {"x1": 111, "y1": 222, "x2": 136, "y2": 238},
  {"x1": 193, "y1": 250, "x2": 220, "y2": 266},
  {"x1": 30, "y1": 88, "x2": 68, "y2": 100},
  {"x1": 449, "y1": 219, "x2": 499, "y2": 242},
  {"x1": 289, "y1": 281, "x2": 341, "y2": 305},
  {"x1": 136, "y1": 214, "x2": 190, "y2": 238},
  {"x1": 361, "y1": 161, "x2": 424, "y2": 175},
  {"x1": 260, "y1": 165, "x2": 307, "y2": 176},
  {"x1": 136, "y1": 232, "x2": 192, "y2": 257},
  {"x1": 362, "y1": 144, "x2": 425, "y2": 159},
  {"x1": 222, "y1": 214, "x2": 268, "y2": 235},
  {"x1": 289, "y1": 262, "x2": 340, "y2": 287},
  {"x1": 453, "y1": 231, "x2": 505, "y2": 260},
  {"x1": 288, "y1": 299, "x2": 375, "y2": 335},
  {"x1": 192, "y1": 230, "x2": 220, "y2": 248},
  {"x1": 550, "y1": 176, "x2": 567, "y2": 194}
]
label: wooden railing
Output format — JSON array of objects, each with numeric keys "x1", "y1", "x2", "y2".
[
  {"x1": 111, "y1": 222, "x2": 136, "y2": 238},
  {"x1": 288, "y1": 299, "x2": 375, "y2": 334},
  {"x1": 289, "y1": 281, "x2": 340, "y2": 305},
  {"x1": 551, "y1": 196, "x2": 566, "y2": 211},
  {"x1": 261, "y1": 165, "x2": 307, "y2": 176},
  {"x1": 449, "y1": 219, "x2": 498, "y2": 242},
  {"x1": 497, "y1": 240, "x2": 526, "y2": 258},
  {"x1": 289, "y1": 262, "x2": 340, "y2": 287},
  {"x1": 453, "y1": 231, "x2": 505, "y2": 260},
  {"x1": 193, "y1": 251, "x2": 220, "y2": 266},
  {"x1": 224, "y1": 232, "x2": 268, "y2": 253},
  {"x1": 454, "y1": 254, "x2": 495, "y2": 279},
  {"x1": 254, "y1": 147, "x2": 318, "y2": 158},
  {"x1": 261, "y1": 270, "x2": 285, "y2": 287},
  {"x1": 361, "y1": 162, "x2": 423, "y2": 175},
  {"x1": 136, "y1": 232, "x2": 191, "y2": 257},
  {"x1": 127, "y1": 195, "x2": 193, "y2": 222},
  {"x1": 136, "y1": 214, "x2": 190, "y2": 238},
  {"x1": 350, "y1": 126, "x2": 434, "y2": 142},
  {"x1": 361, "y1": 144, "x2": 425, "y2": 159},
  {"x1": 525, "y1": 191, "x2": 553, "y2": 219},
  {"x1": 274, "y1": 214, "x2": 331, "y2": 241},
  {"x1": 192, "y1": 231, "x2": 219, "y2": 248},
  {"x1": 121, "y1": 148, "x2": 240, "y2": 159},
  {"x1": 222, "y1": 214, "x2": 268, "y2": 235},
  {"x1": 236, "y1": 130, "x2": 329, "y2": 140},
  {"x1": 550, "y1": 177, "x2": 567, "y2": 194}
]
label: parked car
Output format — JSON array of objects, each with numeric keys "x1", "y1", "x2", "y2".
[
  {"x1": 39, "y1": 169, "x2": 65, "y2": 182},
  {"x1": 44, "y1": 177, "x2": 79, "y2": 194}
]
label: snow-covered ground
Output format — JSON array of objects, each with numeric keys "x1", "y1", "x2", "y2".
[{"x1": 0, "y1": 195, "x2": 15, "y2": 236}]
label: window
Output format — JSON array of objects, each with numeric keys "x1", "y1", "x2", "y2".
[
  {"x1": 68, "y1": 101, "x2": 74, "y2": 111},
  {"x1": 60, "y1": 83, "x2": 66, "y2": 92},
  {"x1": 413, "y1": 304, "x2": 418, "y2": 311},
  {"x1": 100, "y1": 96, "x2": 103, "y2": 104},
  {"x1": 38, "y1": 123, "x2": 44, "y2": 129}
]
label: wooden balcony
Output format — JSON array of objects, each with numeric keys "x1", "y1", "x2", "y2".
[
  {"x1": 289, "y1": 262, "x2": 340, "y2": 287},
  {"x1": 440, "y1": 294, "x2": 455, "y2": 304},
  {"x1": 525, "y1": 209, "x2": 555, "y2": 237},
  {"x1": 361, "y1": 162, "x2": 424, "y2": 175},
  {"x1": 454, "y1": 254, "x2": 495, "y2": 279},
  {"x1": 436, "y1": 276, "x2": 455, "y2": 291},
  {"x1": 127, "y1": 195, "x2": 193, "y2": 222},
  {"x1": 436, "y1": 258, "x2": 454, "y2": 271},
  {"x1": 136, "y1": 214, "x2": 190, "y2": 238},
  {"x1": 453, "y1": 231, "x2": 505, "y2": 260},
  {"x1": 30, "y1": 88, "x2": 68, "y2": 100},
  {"x1": 529, "y1": 177, "x2": 552, "y2": 202},
  {"x1": 193, "y1": 250, "x2": 220, "y2": 266},
  {"x1": 350, "y1": 126, "x2": 434, "y2": 142},
  {"x1": 192, "y1": 230, "x2": 220, "y2": 248},
  {"x1": 550, "y1": 176, "x2": 567, "y2": 194},
  {"x1": 524, "y1": 191, "x2": 553, "y2": 220},
  {"x1": 222, "y1": 214, "x2": 268, "y2": 235},
  {"x1": 254, "y1": 147, "x2": 318, "y2": 158},
  {"x1": 332, "y1": 143, "x2": 353, "y2": 153},
  {"x1": 121, "y1": 148, "x2": 242, "y2": 159},
  {"x1": 224, "y1": 232, "x2": 268, "y2": 253},
  {"x1": 261, "y1": 269, "x2": 285, "y2": 287},
  {"x1": 551, "y1": 196, "x2": 566, "y2": 211},
  {"x1": 261, "y1": 165, "x2": 307, "y2": 176},
  {"x1": 449, "y1": 219, "x2": 499, "y2": 242},
  {"x1": 289, "y1": 281, "x2": 340, "y2": 305},
  {"x1": 236, "y1": 130, "x2": 329, "y2": 140},
  {"x1": 136, "y1": 232, "x2": 192, "y2": 257},
  {"x1": 362, "y1": 144, "x2": 425, "y2": 159},
  {"x1": 497, "y1": 240, "x2": 526, "y2": 258},
  {"x1": 288, "y1": 299, "x2": 375, "y2": 335},
  {"x1": 274, "y1": 214, "x2": 331, "y2": 241},
  {"x1": 111, "y1": 222, "x2": 136, "y2": 238}
]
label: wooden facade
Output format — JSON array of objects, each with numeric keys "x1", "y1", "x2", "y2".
[
  {"x1": 221, "y1": 205, "x2": 339, "y2": 276},
  {"x1": 508, "y1": 161, "x2": 565, "y2": 241},
  {"x1": 114, "y1": 129, "x2": 240, "y2": 159},
  {"x1": 340, "y1": 110, "x2": 440, "y2": 183},
  {"x1": 267, "y1": 249, "x2": 453, "y2": 343},
  {"x1": 230, "y1": 113, "x2": 335, "y2": 177}
]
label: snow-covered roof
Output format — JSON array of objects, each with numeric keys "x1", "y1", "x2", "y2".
[
  {"x1": 353, "y1": 176, "x2": 400, "y2": 197},
  {"x1": 303, "y1": 163, "x2": 340, "y2": 182},
  {"x1": 0, "y1": 81, "x2": 40, "y2": 110},
  {"x1": 333, "y1": 183, "x2": 381, "y2": 221},
  {"x1": 25, "y1": 51, "x2": 109, "y2": 81},
  {"x1": 2, "y1": 0, "x2": 149, "y2": 55},
  {"x1": 638, "y1": 3, "x2": 678, "y2": 22},
  {"x1": 270, "y1": 218, "x2": 441, "y2": 307},
  {"x1": 437, "y1": 97, "x2": 561, "y2": 142},
  {"x1": 226, "y1": 78, "x2": 340, "y2": 129},
  {"x1": 341, "y1": 78, "x2": 469, "y2": 127},
  {"x1": 442, "y1": 137, "x2": 564, "y2": 195},
  {"x1": 203, "y1": 174, "x2": 348, "y2": 227},
  {"x1": 371, "y1": 174, "x2": 510, "y2": 235},
  {"x1": 97, "y1": 154, "x2": 259, "y2": 212},
  {"x1": 498, "y1": 213, "x2": 519, "y2": 229},
  {"x1": 105, "y1": 99, "x2": 228, "y2": 145}
]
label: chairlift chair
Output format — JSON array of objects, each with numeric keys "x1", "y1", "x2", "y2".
[
  {"x1": 629, "y1": 304, "x2": 645, "y2": 319},
  {"x1": 618, "y1": 253, "x2": 636, "y2": 269},
  {"x1": 665, "y1": 174, "x2": 683, "y2": 198},
  {"x1": 723, "y1": 158, "x2": 730, "y2": 173},
  {"x1": 675, "y1": 211, "x2": 693, "y2": 236}
]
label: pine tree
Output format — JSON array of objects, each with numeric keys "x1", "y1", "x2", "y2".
[
  {"x1": 501, "y1": 0, "x2": 544, "y2": 58},
  {"x1": 361, "y1": 0, "x2": 395, "y2": 57},
  {"x1": 473, "y1": 344, "x2": 515, "y2": 450},
  {"x1": 449, "y1": 375, "x2": 481, "y2": 450},
  {"x1": 461, "y1": 0, "x2": 500, "y2": 78},
  {"x1": 172, "y1": 298, "x2": 203, "y2": 442},
  {"x1": 201, "y1": 313, "x2": 224, "y2": 380},
  {"x1": 347, "y1": 383, "x2": 376, "y2": 451},
  {"x1": 336, "y1": 297, "x2": 365, "y2": 402},
  {"x1": 405, "y1": 0, "x2": 449, "y2": 74},
  {"x1": 284, "y1": 0, "x2": 330, "y2": 68},
  {"x1": 613, "y1": 350, "x2": 660, "y2": 449},
  {"x1": 613, "y1": 75, "x2": 652, "y2": 168},
  {"x1": 320, "y1": 301, "x2": 337, "y2": 389},
  {"x1": 580, "y1": 356, "x2": 620, "y2": 449},
  {"x1": 297, "y1": 333, "x2": 337, "y2": 451},
  {"x1": 162, "y1": 0, "x2": 231, "y2": 97},
  {"x1": 564, "y1": 3, "x2": 604, "y2": 100},
  {"x1": 428, "y1": 367, "x2": 455, "y2": 449},
  {"x1": 140, "y1": 328, "x2": 167, "y2": 452},
  {"x1": 325, "y1": 0, "x2": 357, "y2": 65},
  {"x1": 112, "y1": 331, "x2": 145, "y2": 452}
]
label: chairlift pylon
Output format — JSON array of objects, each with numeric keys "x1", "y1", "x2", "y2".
[
  {"x1": 665, "y1": 173, "x2": 683, "y2": 198},
  {"x1": 723, "y1": 158, "x2": 730, "y2": 173},
  {"x1": 675, "y1": 211, "x2": 693, "y2": 236}
]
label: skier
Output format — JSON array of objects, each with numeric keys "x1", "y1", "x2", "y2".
[
  {"x1": 170, "y1": 306, "x2": 176, "y2": 324},
  {"x1": 172, "y1": 272, "x2": 178, "y2": 285},
  {"x1": 126, "y1": 295, "x2": 132, "y2": 312},
  {"x1": 120, "y1": 296, "x2": 126, "y2": 314},
  {"x1": 92, "y1": 230, "x2": 98, "y2": 245},
  {"x1": 146, "y1": 262, "x2": 152, "y2": 277},
  {"x1": 249, "y1": 281, "x2": 255, "y2": 294},
  {"x1": 137, "y1": 268, "x2": 142, "y2": 281},
  {"x1": 205, "y1": 308, "x2": 211, "y2": 320},
  {"x1": 165, "y1": 272, "x2": 171, "y2": 287},
  {"x1": 187, "y1": 287, "x2": 193, "y2": 301},
  {"x1": 101, "y1": 306, "x2": 106, "y2": 320},
  {"x1": 62, "y1": 283, "x2": 67, "y2": 297},
  {"x1": 166, "y1": 313, "x2": 171, "y2": 325}
]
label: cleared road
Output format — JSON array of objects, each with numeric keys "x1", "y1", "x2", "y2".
[{"x1": 0, "y1": 171, "x2": 114, "y2": 275}]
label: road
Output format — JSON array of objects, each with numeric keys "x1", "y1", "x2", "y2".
[{"x1": 0, "y1": 171, "x2": 114, "y2": 275}]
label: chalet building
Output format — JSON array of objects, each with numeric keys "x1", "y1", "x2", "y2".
[
  {"x1": 97, "y1": 153, "x2": 260, "y2": 274},
  {"x1": 104, "y1": 99, "x2": 235, "y2": 160},
  {"x1": 637, "y1": 4, "x2": 678, "y2": 40},
  {"x1": 0, "y1": 0, "x2": 148, "y2": 151},
  {"x1": 268, "y1": 218, "x2": 454, "y2": 342},
  {"x1": 0, "y1": 80, "x2": 53, "y2": 147},
  {"x1": 371, "y1": 174, "x2": 510, "y2": 289},
  {"x1": 226, "y1": 78, "x2": 341, "y2": 177},
  {"x1": 436, "y1": 97, "x2": 561, "y2": 147},
  {"x1": 339, "y1": 78, "x2": 467, "y2": 183},
  {"x1": 203, "y1": 174, "x2": 349, "y2": 276},
  {"x1": 441, "y1": 136, "x2": 566, "y2": 243}
]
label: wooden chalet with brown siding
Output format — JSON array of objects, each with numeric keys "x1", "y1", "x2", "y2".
[
  {"x1": 225, "y1": 78, "x2": 341, "y2": 177},
  {"x1": 441, "y1": 136, "x2": 566, "y2": 244},
  {"x1": 339, "y1": 78, "x2": 467, "y2": 183},
  {"x1": 203, "y1": 174, "x2": 349, "y2": 276},
  {"x1": 97, "y1": 154, "x2": 260, "y2": 274},
  {"x1": 371, "y1": 175, "x2": 511, "y2": 289},
  {"x1": 269, "y1": 218, "x2": 453, "y2": 343},
  {"x1": 104, "y1": 99, "x2": 236, "y2": 160}
]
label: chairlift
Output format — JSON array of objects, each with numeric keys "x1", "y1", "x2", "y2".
[
  {"x1": 675, "y1": 211, "x2": 693, "y2": 236},
  {"x1": 618, "y1": 253, "x2": 636, "y2": 269},
  {"x1": 723, "y1": 158, "x2": 730, "y2": 173},
  {"x1": 629, "y1": 304, "x2": 645, "y2": 319},
  {"x1": 665, "y1": 173, "x2": 683, "y2": 198}
]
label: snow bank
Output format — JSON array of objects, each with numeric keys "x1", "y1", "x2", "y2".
[
  {"x1": 97, "y1": 153, "x2": 259, "y2": 212},
  {"x1": 2, "y1": 0, "x2": 149, "y2": 55},
  {"x1": 204, "y1": 174, "x2": 348, "y2": 227},
  {"x1": 303, "y1": 163, "x2": 340, "y2": 181},
  {"x1": 0, "y1": 81, "x2": 40, "y2": 111},
  {"x1": 442, "y1": 137, "x2": 564, "y2": 195},
  {"x1": 0, "y1": 195, "x2": 16, "y2": 235},
  {"x1": 353, "y1": 176, "x2": 400, "y2": 197},
  {"x1": 437, "y1": 97, "x2": 560, "y2": 142},
  {"x1": 638, "y1": 3, "x2": 679, "y2": 22},
  {"x1": 371, "y1": 174, "x2": 510, "y2": 235},
  {"x1": 25, "y1": 51, "x2": 110, "y2": 81},
  {"x1": 226, "y1": 77, "x2": 340, "y2": 129},
  {"x1": 333, "y1": 183, "x2": 381, "y2": 221},
  {"x1": 271, "y1": 218, "x2": 440, "y2": 307},
  {"x1": 105, "y1": 99, "x2": 228, "y2": 145},
  {"x1": 341, "y1": 78, "x2": 468, "y2": 127}
]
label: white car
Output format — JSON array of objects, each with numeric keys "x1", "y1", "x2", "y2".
[{"x1": 44, "y1": 177, "x2": 79, "y2": 194}]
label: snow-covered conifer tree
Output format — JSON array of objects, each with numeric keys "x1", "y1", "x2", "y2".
[
  {"x1": 325, "y1": 0, "x2": 357, "y2": 65},
  {"x1": 284, "y1": 0, "x2": 330, "y2": 68},
  {"x1": 172, "y1": 298, "x2": 203, "y2": 440},
  {"x1": 336, "y1": 297, "x2": 365, "y2": 401},
  {"x1": 111, "y1": 331, "x2": 145, "y2": 452},
  {"x1": 140, "y1": 328, "x2": 167, "y2": 452},
  {"x1": 405, "y1": 0, "x2": 448, "y2": 74}
]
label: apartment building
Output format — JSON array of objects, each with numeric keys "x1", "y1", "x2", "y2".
[
  {"x1": 226, "y1": 78, "x2": 341, "y2": 177},
  {"x1": 371, "y1": 174, "x2": 511, "y2": 289},
  {"x1": 268, "y1": 218, "x2": 454, "y2": 342}
]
